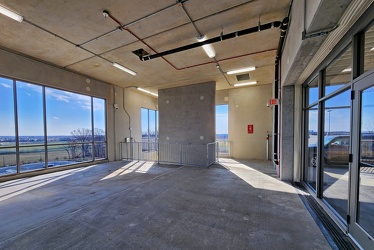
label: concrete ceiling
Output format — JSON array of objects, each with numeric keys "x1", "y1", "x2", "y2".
[{"x1": 0, "y1": 0, "x2": 290, "y2": 92}]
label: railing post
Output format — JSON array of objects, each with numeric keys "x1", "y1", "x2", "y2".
[
  {"x1": 138, "y1": 142, "x2": 140, "y2": 161},
  {"x1": 157, "y1": 142, "x2": 160, "y2": 164}
]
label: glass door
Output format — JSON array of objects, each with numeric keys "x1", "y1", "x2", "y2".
[{"x1": 349, "y1": 71, "x2": 374, "y2": 249}]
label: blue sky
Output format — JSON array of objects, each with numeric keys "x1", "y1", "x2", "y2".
[
  {"x1": 216, "y1": 104, "x2": 228, "y2": 134},
  {"x1": 308, "y1": 85, "x2": 374, "y2": 132},
  {"x1": 0, "y1": 78, "x2": 105, "y2": 136}
]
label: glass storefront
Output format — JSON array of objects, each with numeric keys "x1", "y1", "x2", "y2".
[{"x1": 303, "y1": 23, "x2": 374, "y2": 249}]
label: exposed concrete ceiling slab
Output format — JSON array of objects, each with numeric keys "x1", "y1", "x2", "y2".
[
  {"x1": 0, "y1": 19, "x2": 92, "y2": 67},
  {"x1": 0, "y1": 0, "x2": 291, "y2": 91}
]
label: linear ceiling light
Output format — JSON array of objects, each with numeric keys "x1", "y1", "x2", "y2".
[
  {"x1": 197, "y1": 35, "x2": 216, "y2": 58},
  {"x1": 342, "y1": 67, "x2": 351, "y2": 73},
  {"x1": 0, "y1": 5, "x2": 23, "y2": 22},
  {"x1": 234, "y1": 81, "x2": 257, "y2": 87},
  {"x1": 112, "y1": 62, "x2": 137, "y2": 76},
  {"x1": 227, "y1": 67, "x2": 256, "y2": 75},
  {"x1": 137, "y1": 87, "x2": 158, "y2": 97}
]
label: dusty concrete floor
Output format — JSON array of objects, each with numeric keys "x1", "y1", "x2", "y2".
[{"x1": 0, "y1": 159, "x2": 331, "y2": 249}]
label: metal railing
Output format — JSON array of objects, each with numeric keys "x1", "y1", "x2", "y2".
[
  {"x1": 120, "y1": 141, "x2": 218, "y2": 167},
  {"x1": 216, "y1": 140, "x2": 232, "y2": 157}
]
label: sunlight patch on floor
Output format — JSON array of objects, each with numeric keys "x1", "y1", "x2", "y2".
[
  {"x1": 101, "y1": 161, "x2": 155, "y2": 180},
  {"x1": 0, "y1": 165, "x2": 96, "y2": 202},
  {"x1": 220, "y1": 158, "x2": 296, "y2": 194}
]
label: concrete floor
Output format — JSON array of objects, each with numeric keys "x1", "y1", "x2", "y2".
[{"x1": 0, "y1": 159, "x2": 332, "y2": 249}]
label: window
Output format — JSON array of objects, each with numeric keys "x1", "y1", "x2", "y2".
[
  {"x1": 306, "y1": 77, "x2": 319, "y2": 105},
  {"x1": 141, "y1": 108, "x2": 158, "y2": 151},
  {"x1": 216, "y1": 104, "x2": 228, "y2": 140},
  {"x1": 322, "y1": 90, "x2": 351, "y2": 220},
  {"x1": 17, "y1": 82, "x2": 45, "y2": 172},
  {"x1": 216, "y1": 104, "x2": 229, "y2": 156},
  {"x1": 0, "y1": 78, "x2": 16, "y2": 174},
  {"x1": 305, "y1": 106, "x2": 318, "y2": 190},
  {"x1": 303, "y1": 44, "x2": 353, "y2": 223},
  {"x1": 325, "y1": 46, "x2": 352, "y2": 96},
  {"x1": 0, "y1": 77, "x2": 107, "y2": 176}
]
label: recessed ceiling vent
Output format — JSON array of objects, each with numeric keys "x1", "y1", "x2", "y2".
[{"x1": 236, "y1": 73, "x2": 250, "y2": 81}]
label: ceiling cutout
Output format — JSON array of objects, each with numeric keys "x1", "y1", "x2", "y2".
[{"x1": 236, "y1": 73, "x2": 250, "y2": 81}]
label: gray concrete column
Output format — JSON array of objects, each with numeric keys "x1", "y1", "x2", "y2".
[{"x1": 280, "y1": 85, "x2": 294, "y2": 181}]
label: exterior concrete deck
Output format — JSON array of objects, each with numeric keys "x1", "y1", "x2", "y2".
[{"x1": 0, "y1": 159, "x2": 331, "y2": 249}]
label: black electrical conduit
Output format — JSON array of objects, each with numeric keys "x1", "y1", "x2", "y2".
[
  {"x1": 273, "y1": 0, "x2": 293, "y2": 167},
  {"x1": 139, "y1": 17, "x2": 289, "y2": 61}
]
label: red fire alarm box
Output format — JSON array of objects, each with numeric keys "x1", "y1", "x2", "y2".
[
  {"x1": 247, "y1": 124, "x2": 254, "y2": 134},
  {"x1": 269, "y1": 98, "x2": 279, "y2": 106}
]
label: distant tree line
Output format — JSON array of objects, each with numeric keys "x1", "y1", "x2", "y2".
[{"x1": 64, "y1": 128, "x2": 106, "y2": 160}]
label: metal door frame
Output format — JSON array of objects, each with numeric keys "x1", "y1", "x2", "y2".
[{"x1": 349, "y1": 70, "x2": 374, "y2": 249}]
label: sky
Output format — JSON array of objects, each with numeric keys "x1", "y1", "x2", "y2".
[
  {"x1": 0, "y1": 78, "x2": 105, "y2": 136},
  {"x1": 216, "y1": 104, "x2": 228, "y2": 134},
  {"x1": 141, "y1": 108, "x2": 158, "y2": 135},
  {"x1": 308, "y1": 85, "x2": 374, "y2": 133}
]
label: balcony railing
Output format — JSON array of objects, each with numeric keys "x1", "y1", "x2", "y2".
[{"x1": 120, "y1": 141, "x2": 218, "y2": 167}]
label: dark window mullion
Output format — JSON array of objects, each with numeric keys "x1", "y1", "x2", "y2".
[{"x1": 43, "y1": 87, "x2": 48, "y2": 169}]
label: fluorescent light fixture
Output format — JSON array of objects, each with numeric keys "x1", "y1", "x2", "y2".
[
  {"x1": 342, "y1": 67, "x2": 351, "y2": 73},
  {"x1": 227, "y1": 67, "x2": 256, "y2": 75},
  {"x1": 197, "y1": 35, "x2": 216, "y2": 58},
  {"x1": 112, "y1": 62, "x2": 137, "y2": 76},
  {"x1": 234, "y1": 81, "x2": 257, "y2": 87},
  {"x1": 0, "y1": 5, "x2": 23, "y2": 22},
  {"x1": 137, "y1": 87, "x2": 158, "y2": 97}
]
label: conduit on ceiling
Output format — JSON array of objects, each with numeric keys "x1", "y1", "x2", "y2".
[
  {"x1": 137, "y1": 18, "x2": 289, "y2": 61},
  {"x1": 104, "y1": 8, "x2": 283, "y2": 71}
]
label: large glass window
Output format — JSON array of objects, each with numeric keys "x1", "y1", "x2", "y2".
[
  {"x1": 357, "y1": 86, "x2": 374, "y2": 237},
  {"x1": 305, "y1": 106, "x2": 318, "y2": 190},
  {"x1": 306, "y1": 77, "x2": 319, "y2": 105},
  {"x1": 325, "y1": 47, "x2": 352, "y2": 96},
  {"x1": 46, "y1": 88, "x2": 93, "y2": 166},
  {"x1": 322, "y1": 90, "x2": 351, "y2": 220},
  {"x1": 0, "y1": 77, "x2": 107, "y2": 176},
  {"x1": 303, "y1": 18, "x2": 374, "y2": 249},
  {"x1": 0, "y1": 78, "x2": 16, "y2": 174},
  {"x1": 141, "y1": 108, "x2": 158, "y2": 151},
  {"x1": 93, "y1": 98, "x2": 106, "y2": 160},
  {"x1": 216, "y1": 105, "x2": 228, "y2": 139},
  {"x1": 17, "y1": 81, "x2": 45, "y2": 172},
  {"x1": 216, "y1": 104, "x2": 229, "y2": 156}
]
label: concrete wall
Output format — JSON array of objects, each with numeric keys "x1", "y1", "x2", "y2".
[
  {"x1": 281, "y1": 0, "x2": 351, "y2": 86},
  {"x1": 0, "y1": 49, "x2": 111, "y2": 100},
  {"x1": 159, "y1": 82, "x2": 215, "y2": 145},
  {"x1": 280, "y1": 85, "x2": 294, "y2": 181},
  {"x1": 112, "y1": 86, "x2": 158, "y2": 142},
  {"x1": 217, "y1": 84, "x2": 272, "y2": 160}
]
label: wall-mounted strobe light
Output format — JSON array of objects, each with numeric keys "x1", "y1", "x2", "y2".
[
  {"x1": 234, "y1": 81, "x2": 257, "y2": 87},
  {"x1": 342, "y1": 67, "x2": 351, "y2": 73},
  {"x1": 0, "y1": 5, "x2": 23, "y2": 22},
  {"x1": 112, "y1": 62, "x2": 137, "y2": 76},
  {"x1": 137, "y1": 87, "x2": 158, "y2": 97},
  {"x1": 197, "y1": 35, "x2": 216, "y2": 58},
  {"x1": 227, "y1": 66, "x2": 256, "y2": 75}
]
